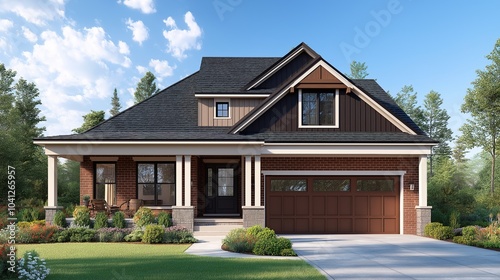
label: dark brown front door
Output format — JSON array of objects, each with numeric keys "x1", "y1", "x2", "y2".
[
  {"x1": 205, "y1": 166, "x2": 239, "y2": 215},
  {"x1": 266, "y1": 176, "x2": 400, "y2": 234}
]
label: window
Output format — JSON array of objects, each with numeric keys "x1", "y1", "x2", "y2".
[
  {"x1": 299, "y1": 89, "x2": 339, "y2": 127},
  {"x1": 137, "y1": 163, "x2": 175, "y2": 206},
  {"x1": 313, "y1": 179, "x2": 350, "y2": 192},
  {"x1": 357, "y1": 178, "x2": 394, "y2": 192},
  {"x1": 270, "y1": 179, "x2": 307, "y2": 192},
  {"x1": 216, "y1": 102, "x2": 229, "y2": 118},
  {"x1": 95, "y1": 163, "x2": 116, "y2": 206}
]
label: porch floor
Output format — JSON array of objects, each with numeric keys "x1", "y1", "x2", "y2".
[{"x1": 193, "y1": 218, "x2": 243, "y2": 236}]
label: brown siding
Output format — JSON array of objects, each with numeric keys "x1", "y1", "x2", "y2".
[
  {"x1": 257, "y1": 51, "x2": 313, "y2": 89},
  {"x1": 198, "y1": 98, "x2": 264, "y2": 126},
  {"x1": 261, "y1": 156, "x2": 420, "y2": 234},
  {"x1": 243, "y1": 89, "x2": 399, "y2": 133}
]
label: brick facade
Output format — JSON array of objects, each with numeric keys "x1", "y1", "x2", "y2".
[{"x1": 261, "y1": 156, "x2": 420, "y2": 234}]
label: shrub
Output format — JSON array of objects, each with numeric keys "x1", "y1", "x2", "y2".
[
  {"x1": 18, "y1": 250, "x2": 50, "y2": 280},
  {"x1": 142, "y1": 224, "x2": 165, "y2": 244},
  {"x1": 93, "y1": 212, "x2": 108, "y2": 229},
  {"x1": 95, "y1": 228, "x2": 132, "y2": 242},
  {"x1": 280, "y1": 248, "x2": 297, "y2": 256},
  {"x1": 0, "y1": 243, "x2": 11, "y2": 276},
  {"x1": 246, "y1": 225, "x2": 264, "y2": 237},
  {"x1": 124, "y1": 229, "x2": 144, "y2": 242},
  {"x1": 112, "y1": 211, "x2": 126, "y2": 228},
  {"x1": 54, "y1": 227, "x2": 96, "y2": 242},
  {"x1": 133, "y1": 207, "x2": 155, "y2": 228},
  {"x1": 53, "y1": 211, "x2": 66, "y2": 228},
  {"x1": 164, "y1": 226, "x2": 197, "y2": 244},
  {"x1": 73, "y1": 206, "x2": 90, "y2": 227},
  {"x1": 253, "y1": 237, "x2": 293, "y2": 256},
  {"x1": 424, "y1": 222, "x2": 454, "y2": 240},
  {"x1": 256, "y1": 227, "x2": 276, "y2": 240},
  {"x1": 157, "y1": 212, "x2": 172, "y2": 228},
  {"x1": 17, "y1": 224, "x2": 58, "y2": 244},
  {"x1": 222, "y1": 228, "x2": 256, "y2": 253},
  {"x1": 424, "y1": 222, "x2": 443, "y2": 237},
  {"x1": 18, "y1": 208, "x2": 33, "y2": 222},
  {"x1": 449, "y1": 210, "x2": 461, "y2": 229}
]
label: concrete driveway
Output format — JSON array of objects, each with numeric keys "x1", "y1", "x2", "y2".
[{"x1": 286, "y1": 234, "x2": 500, "y2": 280}]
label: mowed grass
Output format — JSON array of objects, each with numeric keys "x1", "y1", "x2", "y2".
[{"x1": 16, "y1": 243, "x2": 325, "y2": 280}]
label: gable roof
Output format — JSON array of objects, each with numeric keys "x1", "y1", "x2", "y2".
[{"x1": 35, "y1": 42, "x2": 435, "y2": 145}]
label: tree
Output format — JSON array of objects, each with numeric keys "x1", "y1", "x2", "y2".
[
  {"x1": 134, "y1": 71, "x2": 160, "y2": 104},
  {"x1": 57, "y1": 159, "x2": 80, "y2": 206},
  {"x1": 110, "y1": 88, "x2": 121, "y2": 116},
  {"x1": 421, "y1": 90, "x2": 453, "y2": 174},
  {"x1": 348, "y1": 61, "x2": 369, "y2": 79},
  {"x1": 72, "y1": 110, "x2": 105, "y2": 134},
  {"x1": 392, "y1": 85, "x2": 425, "y2": 128},
  {"x1": 459, "y1": 38, "x2": 500, "y2": 195}
]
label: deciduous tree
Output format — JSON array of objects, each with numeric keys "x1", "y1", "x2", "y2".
[{"x1": 72, "y1": 110, "x2": 105, "y2": 134}]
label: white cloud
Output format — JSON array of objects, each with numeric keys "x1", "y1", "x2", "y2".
[
  {"x1": 136, "y1": 65, "x2": 147, "y2": 74},
  {"x1": 0, "y1": 0, "x2": 65, "y2": 26},
  {"x1": 162, "y1": 11, "x2": 202, "y2": 60},
  {"x1": 121, "y1": 0, "x2": 156, "y2": 14},
  {"x1": 118, "y1": 40, "x2": 130, "y2": 54},
  {"x1": 21, "y1": 26, "x2": 38, "y2": 42},
  {"x1": 126, "y1": 18, "x2": 148, "y2": 45},
  {"x1": 0, "y1": 19, "x2": 13, "y2": 32},
  {"x1": 149, "y1": 59, "x2": 174, "y2": 79}
]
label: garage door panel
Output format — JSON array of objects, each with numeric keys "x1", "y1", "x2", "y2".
[
  {"x1": 282, "y1": 218, "x2": 294, "y2": 233},
  {"x1": 312, "y1": 218, "x2": 325, "y2": 232},
  {"x1": 384, "y1": 197, "x2": 397, "y2": 216},
  {"x1": 268, "y1": 197, "x2": 282, "y2": 216},
  {"x1": 312, "y1": 197, "x2": 325, "y2": 215},
  {"x1": 295, "y1": 196, "x2": 309, "y2": 216},
  {"x1": 267, "y1": 218, "x2": 282, "y2": 233},
  {"x1": 354, "y1": 218, "x2": 369, "y2": 233},
  {"x1": 338, "y1": 197, "x2": 352, "y2": 216},
  {"x1": 355, "y1": 196, "x2": 368, "y2": 216},
  {"x1": 295, "y1": 218, "x2": 309, "y2": 232},
  {"x1": 282, "y1": 196, "x2": 294, "y2": 215},
  {"x1": 326, "y1": 218, "x2": 338, "y2": 232},
  {"x1": 384, "y1": 218, "x2": 397, "y2": 233},
  {"x1": 370, "y1": 218, "x2": 383, "y2": 233},
  {"x1": 370, "y1": 196, "x2": 383, "y2": 216},
  {"x1": 326, "y1": 196, "x2": 338, "y2": 215}
]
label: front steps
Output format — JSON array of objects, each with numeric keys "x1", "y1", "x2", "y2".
[{"x1": 193, "y1": 218, "x2": 243, "y2": 236}]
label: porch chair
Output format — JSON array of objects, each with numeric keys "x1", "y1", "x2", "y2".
[
  {"x1": 119, "y1": 199, "x2": 144, "y2": 217},
  {"x1": 90, "y1": 199, "x2": 110, "y2": 216}
]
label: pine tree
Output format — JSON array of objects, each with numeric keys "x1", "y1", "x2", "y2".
[
  {"x1": 110, "y1": 88, "x2": 121, "y2": 116},
  {"x1": 393, "y1": 85, "x2": 425, "y2": 129},
  {"x1": 134, "y1": 71, "x2": 160, "y2": 104},
  {"x1": 348, "y1": 61, "x2": 369, "y2": 79},
  {"x1": 72, "y1": 110, "x2": 106, "y2": 134}
]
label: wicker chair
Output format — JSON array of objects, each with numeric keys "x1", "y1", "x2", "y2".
[
  {"x1": 119, "y1": 199, "x2": 144, "y2": 217},
  {"x1": 90, "y1": 199, "x2": 110, "y2": 216}
]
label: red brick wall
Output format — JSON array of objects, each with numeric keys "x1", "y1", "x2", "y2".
[
  {"x1": 80, "y1": 156, "x2": 93, "y2": 205},
  {"x1": 261, "y1": 156, "x2": 420, "y2": 234}
]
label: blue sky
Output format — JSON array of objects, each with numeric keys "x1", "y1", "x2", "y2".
[{"x1": 0, "y1": 0, "x2": 499, "y2": 154}]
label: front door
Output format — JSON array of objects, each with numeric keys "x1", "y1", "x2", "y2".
[{"x1": 205, "y1": 166, "x2": 239, "y2": 215}]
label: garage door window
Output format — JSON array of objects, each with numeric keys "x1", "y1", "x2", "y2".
[
  {"x1": 270, "y1": 179, "x2": 307, "y2": 191},
  {"x1": 313, "y1": 179, "x2": 350, "y2": 192},
  {"x1": 356, "y1": 179, "x2": 394, "y2": 191}
]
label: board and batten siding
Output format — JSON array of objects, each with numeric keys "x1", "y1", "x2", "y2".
[{"x1": 198, "y1": 98, "x2": 264, "y2": 126}]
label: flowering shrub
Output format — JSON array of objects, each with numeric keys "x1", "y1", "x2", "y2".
[
  {"x1": 18, "y1": 250, "x2": 50, "y2": 280},
  {"x1": 164, "y1": 226, "x2": 197, "y2": 244},
  {"x1": 17, "y1": 224, "x2": 59, "y2": 244}
]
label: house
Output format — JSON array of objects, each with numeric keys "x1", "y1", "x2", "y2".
[{"x1": 34, "y1": 43, "x2": 437, "y2": 235}]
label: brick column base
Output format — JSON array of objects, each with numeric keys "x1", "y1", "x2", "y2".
[
  {"x1": 44, "y1": 206, "x2": 63, "y2": 225},
  {"x1": 416, "y1": 206, "x2": 432, "y2": 236},
  {"x1": 172, "y1": 206, "x2": 195, "y2": 232},
  {"x1": 242, "y1": 206, "x2": 265, "y2": 228}
]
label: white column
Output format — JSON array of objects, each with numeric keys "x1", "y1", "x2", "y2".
[
  {"x1": 47, "y1": 156, "x2": 58, "y2": 207},
  {"x1": 419, "y1": 155, "x2": 428, "y2": 206},
  {"x1": 245, "y1": 156, "x2": 252, "y2": 206},
  {"x1": 254, "y1": 156, "x2": 261, "y2": 207},
  {"x1": 184, "y1": 155, "x2": 191, "y2": 207},
  {"x1": 175, "y1": 155, "x2": 183, "y2": 206}
]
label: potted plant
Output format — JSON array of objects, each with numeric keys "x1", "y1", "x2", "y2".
[{"x1": 82, "y1": 194, "x2": 91, "y2": 207}]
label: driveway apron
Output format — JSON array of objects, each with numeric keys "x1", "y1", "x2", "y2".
[{"x1": 286, "y1": 234, "x2": 500, "y2": 280}]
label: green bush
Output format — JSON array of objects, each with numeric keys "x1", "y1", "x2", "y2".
[
  {"x1": 142, "y1": 224, "x2": 164, "y2": 244},
  {"x1": 157, "y1": 212, "x2": 172, "y2": 228},
  {"x1": 95, "y1": 228, "x2": 132, "y2": 242},
  {"x1": 72, "y1": 206, "x2": 90, "y2": 227},
  {"x1": 222, "y1": 228, "x2": 256, "y2": 253},
  {"x1": 449, "y1": 210, "x2": 461, "y2": 229},
  {"x1": 112, "y1": 211, "x2": 126, "y2": 228},
  {"x1": 133, "y1": 207, "x2": 155, "y2": 228},
  {"x1": 93, "y1": 212, "x2": 108, "y2": 229},
  {"x1": 54, "y1": 227, "x2": 96, "y2": 242},
  {"x1": 124, "y1": 229, "x2": 144, "y2": 242},
  {"x1": 246, "y1": 225, "x2": 264, "y2": 237},
  {"x1": 256, "y1": 227, "x2": 276, "y2": 240},
  {"x1": 424, "y1": 222, "x2": 442, "y2": 237},
  {"x1": 164, "y1": 226, "x2": 197, "y2": 244},
  {"x1": 280, "y1": 248, "x2": 297, "y2": 256},
  {"x1": 53, "y1": 211, "x2": 66, "y2": 228},
  {"x1": 424, "y1": 222, "x2": 454, "y2": 240},
  {"x1": 253, "y1": 237, "x2": 293, "y2": 256},
  {"x1": 17, "y1": 224, "x2": 59, "y2": 243},
  {"x1": 462, "y1": 226, "x2": 477, "y2": 240},
  {"x1": 18, "y1": 208, "x2": 33, "y2": 222}
]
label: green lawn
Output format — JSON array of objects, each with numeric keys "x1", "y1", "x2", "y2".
[{"x1": 15, "y1": 243, "x2": 325, "y2": 280}]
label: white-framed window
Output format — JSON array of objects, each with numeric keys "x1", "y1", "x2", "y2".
[
  {"x1": 298, "y1": 89, "x2": 339, "y2": 128},
  {"x1": 214, "y1": 99, "x2": 231, "y2": 119}
]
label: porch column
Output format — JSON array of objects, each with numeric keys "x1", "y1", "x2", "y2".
[
  {"x1": 175, "y1": 155, "x2": 183, "y2": 206},
  {"x1": 44, "y1": 155, "x2": 62, "y2": 225},
  {"x1": 254, "y1": 156, "x2": 261, "y2": 206},
  {"x1": 244, "y1": 156, "x2": 252, "y2": 206},
  {"x1": 184, "y1": 155, "x2": 191, "y2": 207},
  {"x1": 416, "y1": 155, "x2": 432, "y2": 236}
]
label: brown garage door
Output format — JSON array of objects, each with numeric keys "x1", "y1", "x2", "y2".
[{"x1": 266, "y1": 176, "x2": 400, "y2": 234}]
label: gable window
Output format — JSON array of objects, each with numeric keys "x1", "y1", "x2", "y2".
[
  {"x1": 215, "y1": 101, "x2": 230, "y2": 118},
  {"x1": 299, "y1": 89, "x2": 339, "y2": 128},
  {"x1": 137, "y1": 162, "x2": 175, "y2": 206},
  {"x1": 95, "y1": 163, "x2": 116, "y2": 206}
]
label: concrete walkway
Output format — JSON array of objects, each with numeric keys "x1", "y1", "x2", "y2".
[
  {"x1": 187, "y1": 234, "x2": 500, "y2": 279},
  {"x1": 286, "y1": 234, "x2": 500, "y2": 280}
]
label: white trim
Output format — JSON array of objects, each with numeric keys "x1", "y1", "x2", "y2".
[
  {"x1": 184, "y1": 155, "x2": 191, "y2": 207},
  {"x1": 195, "y1": 94, "x2": 269, "y2": 98},
  {"x1": 132, "y1": 156, "x2": 175, "y2": 161},
  {"x1": 262, "y1": 170, "x2": 406, "y2": 176},
  {"x1": 35, "y1": 141, "x2": 264, "y2": 145},
  {"x1": 175, "y1": 156, "x2": 183, "y2": 206},
  {"x1": 400, "y1": 176, "x2": 405, "y2": 235},
  {"x1": 298, "y1": 89, "x2": 340, "y2": 128},
  {"x1": 214, "y1": 98, "x2": 231, "y2": 119},
  {"x1": 245, "y1": 156, "x2": 252, "y2": 206},
  {"x1": 233, "y1": 60, "x2": 417, "y2": 135},
  {"x1": 90, "y1": 156, "x2": 118, "y2": 161},
  {"x1": 254, "y1": 156, "x2": 261, "y2": 207},
  {"x1": 264, "y1": 142, "x2": 435, "y2": 146},
  {"x1": 418, "y1": 155, "x2": 428, "y2": 206},
  {"x1": 47, "y1": 156, "x2": 58, "y2": 207},
  {"x1": 262, "y1": 145, "x2": 432, "y2": 155},
  {"x1": 246, "y1": 46, "x2": 311, "y2": 90}
]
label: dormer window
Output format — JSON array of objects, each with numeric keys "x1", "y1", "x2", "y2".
[
  {"x1": 215, "y1": 100, "x2": 230, "y2": 118},
  {"x1": 298, "y1": 89, "x2": 339, "y2": 128}
]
